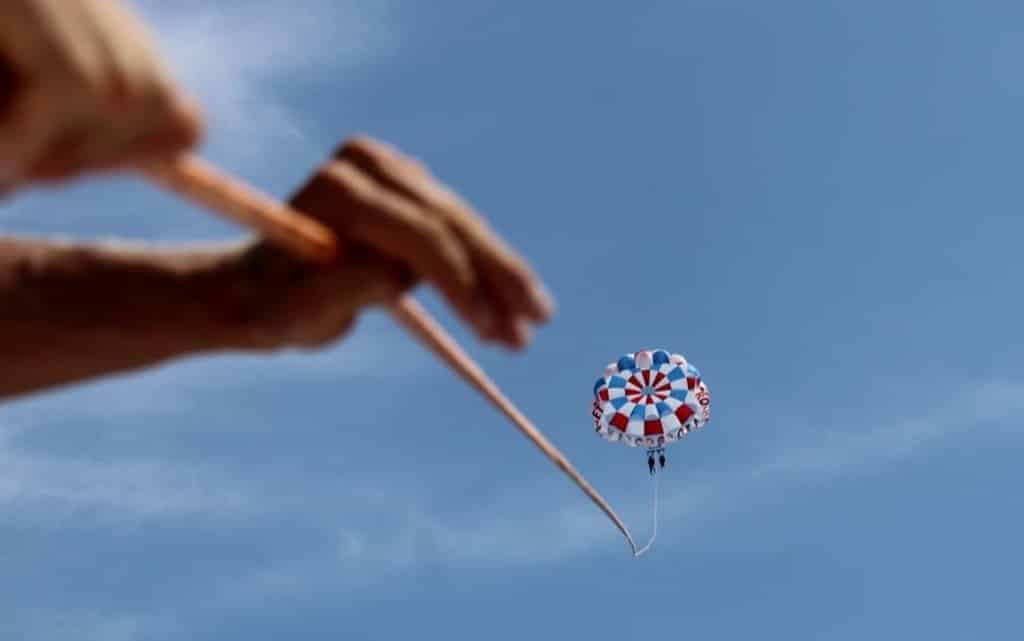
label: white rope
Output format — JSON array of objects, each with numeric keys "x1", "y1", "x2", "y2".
[{"x1": 631, "y1": 466, "x2": 660, "y2": 558}]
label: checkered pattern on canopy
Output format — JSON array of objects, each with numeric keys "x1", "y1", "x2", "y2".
[{"x1": 591, "y1": 349, "x2": 710, "y2": 449}]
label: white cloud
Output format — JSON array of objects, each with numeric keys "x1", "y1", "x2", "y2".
[
  {"x1": 0, "y1": 0, "x2": 401, "y2": 233},
  {"x1": 0, "y1": 609, "x2": 172, "y2": 641},
  {"x1": 0, "y1": 4, "x2": 414, "y2": 639},
  {"x1": 0, "y1": 310, "x2": 430, "y2": 525},
  {"x1": 0, "y1": 449, "x2": 257, "y2": 522},
  {"x1": 754, "y1": 381, "x2": 1024, "y2": 481},
  {"x1": 133, "y1": 0, "x2": 399, "y2": 169},
  {"x1": 302, "y1": 378, "x2": 1024, "y2": 577},
  {"x1": 7, "y1": 378, "x2": 1019, "y2": 564},
  {"x1": 0, "y1": 0, "x2": 436, "y2": 530},
  {"x1": 6, "y1": 376, "x2": 1019, "y2": 639},
  {"x1": 166, "y1": 374, "x2": 1020, "y2": 604}
]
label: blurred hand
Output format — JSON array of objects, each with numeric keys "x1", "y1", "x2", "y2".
[
  {"x1": 232, "y1": 137, "x2": 555, "y2": 351},
  {"x1": 0, "y1": 0, "x2": 203, "y2": 187}
]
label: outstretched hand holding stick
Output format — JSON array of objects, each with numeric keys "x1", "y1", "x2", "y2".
[
  {"x1": 0, "y1": 0, "x2": 642, "y2": 555},
  {"x1": 144, "y1": 152, "x2": 642, "y2": 554}
]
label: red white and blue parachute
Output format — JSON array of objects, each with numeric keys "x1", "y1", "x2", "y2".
[
  {"x1": 592, "y1": 349, "x2": 710, "y2": 450},
  {"x1": 590, "y1": 349, "x2": 711, "y2": 557}
]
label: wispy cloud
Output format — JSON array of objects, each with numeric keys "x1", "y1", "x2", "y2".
[
  {"x1": 0, "y1": 310, "x2": 430, "y2": 530},
  {"x1": 134, "y1": 0, "x2": 399, "y2": 169},
  {"x1": 86, "y1": 376, "x2": 1014, "y2": 618},
  {"x1": 0, "y1": 446, "x2": 259, "y2": 524},
  {"x1": 1, "y1": 0, "x2": 401, "y2": 235},
  {"x1": 755, "y1": 380, "x2": 1024, "y2": 481},
  {"x1": 298, "y1": 379, "x2": 1024, "y2": 577},
  {"x1": 0, "y1": 0, "x2": 425, "y2": 540},
  {"x1": 0, "y1": 609, "x2": 172, "y2": 641},
  {"x1": 6, "y1": 379, "x2": 1019, "y2": 562},
  {"x1": 6, "y1": 378, "x2": 1018, "y2": 639}
]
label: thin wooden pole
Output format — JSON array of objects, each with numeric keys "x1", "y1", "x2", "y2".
[{"x1": 143, "y1": 154, "x2": 639, "y2": 553}]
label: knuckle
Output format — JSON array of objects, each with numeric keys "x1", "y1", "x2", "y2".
[
  {"x1": 334, "y1": 136, "x2": 412, "y2": 177},
  {"x1": 334, "y1": 135, "x2": 380, "y2": 161},
  {"x1": 322, "y1": 162, "x2": 371, "y2": 200}
]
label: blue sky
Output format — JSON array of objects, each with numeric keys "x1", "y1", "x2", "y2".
[{"x1": 2, "y1": 0, "x2": 1024, "y2": 639}]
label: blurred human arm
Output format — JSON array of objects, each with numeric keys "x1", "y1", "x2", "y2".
[{"x1": 0, "y1": 137, "x2": 554, "y2": 400}]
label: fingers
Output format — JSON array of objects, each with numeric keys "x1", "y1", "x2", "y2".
[
  {"x1": 328, "y1": 137, "x2": 555, "y2": 349},
  {"x1": 291, "y1": 162, "x2": 495, "y2": 342},
  {"x1": 0, "y1": 0, "x2": 204, "y2": 187},
  {"x1": 250, "y1": 134, "x2": 555, "y2": 352},
  {"x1": 27, "y1": 91, "x2": 204, "y2": 181},
  {"x1": 57, "y1": 0, "x2": 205, "y2": 170}
]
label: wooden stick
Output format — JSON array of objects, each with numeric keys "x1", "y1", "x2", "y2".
[
  {"x1": 387, "y1": 298, "x2": 637, "y2": 550},
  {"x1": 144, "y1": 156, "x2": 338, "y2": 263},
  {"x1": 143, "y1": 154, "x2": 639, "y2": 552}
]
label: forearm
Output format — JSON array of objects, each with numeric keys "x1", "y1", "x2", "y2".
[{"x1": 0, "y1": 235, "x2": 254, "y2": 400}]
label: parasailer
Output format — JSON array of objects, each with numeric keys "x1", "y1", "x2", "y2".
[{"x1": 591, "y1": 348, "x2": 711, "y2": 556}]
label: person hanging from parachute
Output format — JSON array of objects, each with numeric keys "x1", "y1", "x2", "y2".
[{"x1": 591, "y1": 348, "x2": 711, "y2": 556}]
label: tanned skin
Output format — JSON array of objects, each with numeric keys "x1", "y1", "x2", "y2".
[{"x1": 0, "y1": 2, "x2": 555, "y2": 401}]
